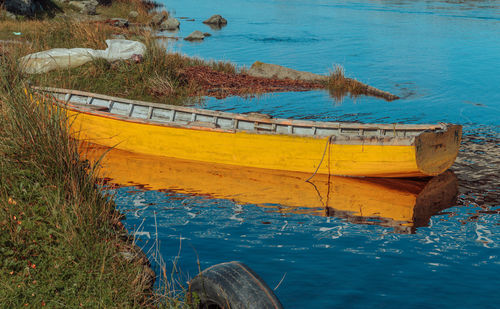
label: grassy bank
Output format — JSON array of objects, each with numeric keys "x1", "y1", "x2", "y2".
[
  {"x1": 0, "y1": 1, "x2": 398, "y2": 305},
  {"x1": 1, "y1": 0, "x2": 388, "y2": 105},
  {"x1": 1, "y1": 18, "x2": 236, "y2": 105},
  {"x1": 0, "y1": 1, "x2": 192, "y2": 307},
  {"x1": 0, "y1": 72, "x2": 157, "y2": 307}
]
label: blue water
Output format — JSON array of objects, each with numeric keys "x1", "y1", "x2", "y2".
[
  {"x1": 110, "y1": 1, "x2": 499, "y2": 308},
  {"x1": 161, "y1": 0, "x2": 500, "y2": 132}
]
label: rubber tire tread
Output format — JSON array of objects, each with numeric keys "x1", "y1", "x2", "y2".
[{"x1": 189, "y1": 261, "x2": 283, "y2": 309}]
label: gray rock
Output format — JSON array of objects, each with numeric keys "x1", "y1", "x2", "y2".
[
  {"x1": 247, "y1": 61, "x2": 400, "y2": 101},
  {"x1": 109, "y1": 18, "x2": 129, "y2": 28},
  {"x1": 110, "y1": 34, "x2": 126, "y2": 40},
  {"x1": 128, "y1": 10, "x2": 139, "y2": 19},
  {"x1": 68, "y1": 1, "x2": 84, "y2": 10},
  {"x1": 247, "y1": 61, "x2": 327, "y2": 82},
  {"x1": 3, "y1": 11, "x2": 17, "y2": 20},
  {"x1": 150, "y1": 11, "x2": 168, "y2": 26},
  {"x1": 4, "y1": 0, "x2": 35, "y2": 16},
  {"x1": 81, "y1": 2, "x2": 97, "y2": 15},
  {"x1": 159, "y1": 18, "x2": 180, "y2": 31},
  {"x1": 184, "y1": 30, "x2": 205, "y2": 41},
  {"x1": 203, "y1": 14, "x2": 227, "y2": 25},
  {"x1": 69, "y1": 0, "x2": 97, "y2": 11}
]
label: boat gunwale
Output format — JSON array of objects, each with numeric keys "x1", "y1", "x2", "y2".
[{"x1": 33, "y1": 86, "x2": 449, "y2": 133}]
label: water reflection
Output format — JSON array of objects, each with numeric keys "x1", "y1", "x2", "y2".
[
  {"x1": 204, "y1": 23, "x2": 227, "y2": 31},
  {"x1": 83, "y1": 144, "x2": 458, "y2": 234}
]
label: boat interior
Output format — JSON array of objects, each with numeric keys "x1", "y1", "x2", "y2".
[{"x1": 36, "y1": 87, "x2": 448, "y2": 140}]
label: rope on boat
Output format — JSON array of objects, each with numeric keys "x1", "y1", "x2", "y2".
[{"x1": 305, "y1": 136, "x2": 333, "y2": 182}]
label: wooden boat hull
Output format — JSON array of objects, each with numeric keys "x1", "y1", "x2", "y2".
[
  {"x1": 70, "y1": 109, "x2": 461, "y2": 177},
  {"x1": 36, "y1": 87, "x2": 462, "y2": 178},
  {"x1": 83, "y1": 144, "x2": 459, "y2": 233}
]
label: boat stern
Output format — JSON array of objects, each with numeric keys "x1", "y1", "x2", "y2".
[{"x1": 415, "y1": 124, "x2": 462, "y2": 176}]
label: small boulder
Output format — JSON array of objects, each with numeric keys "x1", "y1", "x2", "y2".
[
  {"x1": 247, "y1": 61, "x2": 327, "y2": 82},
  {"x1": 159, "y1": 18, "x2": 180, "y2": 31},
  {"x1": 150, "y1": 11, "x2": 168, "y2": 26},
  {"x1": 203, "y1": 14, "x2": 227, "y2": 25},
  {"x1": 4, "y1": 0, "x2": 35, "y2": 16},
  {"x1": 68, "y1": 1, "x2": 84, "y2": 10},
  {"x1": 203, "y1": 33, "x2": 212, "y2": 37},
  {"x1": 184, "y1": 30, "x2": 205, "y2": 41},
  {"x1": 109, "y1": 18, "x2": 129, "y2": 28},
  {"x1": 81, "y1": 2, "x2": 97, "y2": 15},
  {"x1": 3, "y1": 11, "x2": 17, "y2": 20},
  {"x1": 128, "y1": 10, "x2": 139, "y2": 19},
  {"x1": 110, "y1": 34, "x2": 126, "y2": 40},
  {"x1": 69, "y1": 0, "x2": 97, "y2": 11}
]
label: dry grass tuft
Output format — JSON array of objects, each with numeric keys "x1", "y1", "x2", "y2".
[
  {"x1": 325, "y1": 65, "x2": 365, "y2": 101},
  {"x1": 149, "y1": 72, "x2": 176, "y2": 96}
]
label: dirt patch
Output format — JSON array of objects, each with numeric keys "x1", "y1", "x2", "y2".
[{"x1": 178, "y1": 65, "x2": 323, "y2": 99}]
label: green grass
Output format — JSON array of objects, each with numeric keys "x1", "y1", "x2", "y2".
[
  {"x1": 1, "y1": 0, "x2": 237, "y2": 106},
  {"x1": 0, "y1": 71, "x2": 156, "y2": 307},
  {"x1": 25, "y1": 31, "x2": 237, "y2": 105},
  {"x1": 0, "y1": 12, "x2": 236, "y2": 105},
  {"x1": 0, "y1": 1, "x2": 199, "y2": 307}
]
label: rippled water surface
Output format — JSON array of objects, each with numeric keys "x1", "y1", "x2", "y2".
[{"x1": 108, "y1": 1, "x2": 498, "y2": 308}]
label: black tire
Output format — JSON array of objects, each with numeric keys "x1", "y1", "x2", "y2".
[{"x1": 189, "y1": 261, "x2": 284, "y2": 309}]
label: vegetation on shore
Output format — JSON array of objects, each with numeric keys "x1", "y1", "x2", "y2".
[
  {"x1": 0, "y1": 71, "x2": 156, "y2": 307},
  {"x1": 1, "y1": 0, "x2": 393, "y2": 105},
  {"x1": 1, "y1": 20, "x2": 236, "y2": 105},
  {"x1": 0, "y1": 1, "x2": 193, "y2": 307},
  {"x1": 0, "y1": 0, "x2": 399, "y2": 306}
]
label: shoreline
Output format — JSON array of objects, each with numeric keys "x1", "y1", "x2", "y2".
[
  {"x1": 0, "y1": 1, "x2": 181, "y2": 307},
  {"x1": 0, "y1": 0, "x2": 399, "y2": 306},
  {"x1": 1, "y1": 0, "x2": 399, "y2": 105}
]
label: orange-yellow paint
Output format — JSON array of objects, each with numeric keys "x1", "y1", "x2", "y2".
[
  {"x1": 68, "y1": 109, "x2": 425, "y2": 177},
  {"x1": 83, "y1": 144, "x2": 458, "y2": 232}
]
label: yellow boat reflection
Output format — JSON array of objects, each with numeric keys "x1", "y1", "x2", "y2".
[{"x1": 83, "y1": 144, "x2": 458, "y2": 233}]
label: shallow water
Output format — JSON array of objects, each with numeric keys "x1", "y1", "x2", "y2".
[
  {"x1": 162, "y1": 0, "x2": 500, "y2": 130},
  {"x1": 108, "y1": 0, "x2": 499, "y2": 307}
]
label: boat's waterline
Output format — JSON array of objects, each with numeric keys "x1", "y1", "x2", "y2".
[{"x1": 36, "y1": 87, "x2": 462, "y2": 177}]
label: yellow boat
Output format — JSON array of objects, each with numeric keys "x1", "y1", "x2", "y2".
[
  {"x1": 83, "y1": 144, "x2": 459, "y2": 234},
  {"x1": 35, "y1": 87, "x2": 462, "y2": 178}
]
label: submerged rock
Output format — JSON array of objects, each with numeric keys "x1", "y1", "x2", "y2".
[
  {"x1": 203, "y1": 14, "x2": 227, "y2": 25},
  {"x1": 184, "y1": 30, "x2": 205, "y2": 41},
  {"x1": 159, "y1": 18, "x2": 180, "y2": 31}
]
